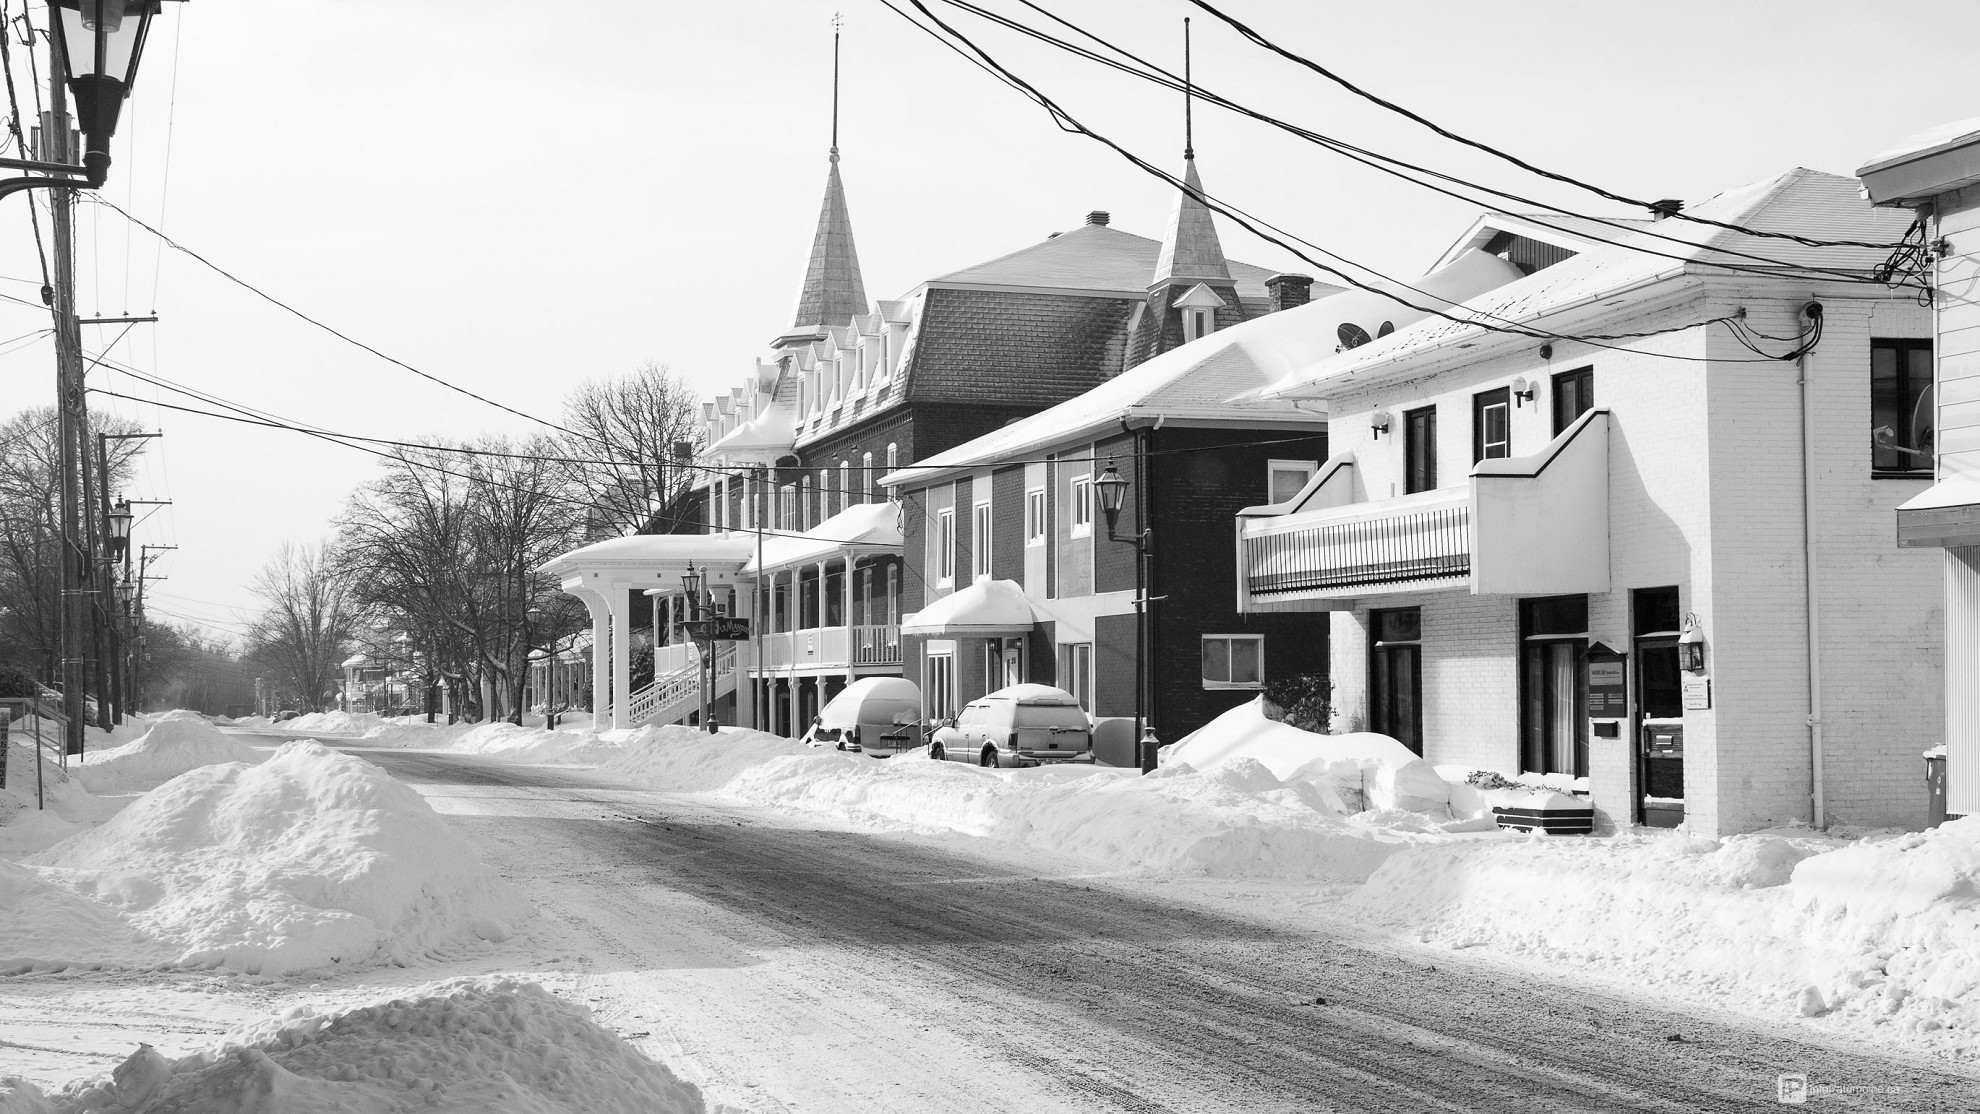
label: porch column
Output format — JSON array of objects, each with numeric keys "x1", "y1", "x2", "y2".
[
  {"x1": 816, "y1": 560, "x2": 829, "y2": 628},
  {"x1": 584, "y1": 594, "x2": 609, "y2": 722},
  {"x1": 609, "y1": 583, "x2": 632, "y2": 730},
  {"x1": 844, "y1": 556, "x2": 857, "y2": 681}
]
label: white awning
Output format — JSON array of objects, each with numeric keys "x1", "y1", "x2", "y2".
[
  {"x1": 1897, "y1": 474, "x2": 1980, "y2": 549},
  {"x1": 901, "y1": 579, "x2": 1038, "y2": 637}
]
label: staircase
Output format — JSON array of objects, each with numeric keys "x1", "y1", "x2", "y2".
[{"x1": 626, "y1": 643, "x2": 738, "y2": 727}]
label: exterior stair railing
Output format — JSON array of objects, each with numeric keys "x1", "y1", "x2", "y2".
[{"x1": 625, "y1": 643, "x2": 739, "y2": 727}]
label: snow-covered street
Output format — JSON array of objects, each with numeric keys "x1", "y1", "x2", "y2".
[{"x1": 10, "y1": 723, "x2": 1973, "y2": 1112}]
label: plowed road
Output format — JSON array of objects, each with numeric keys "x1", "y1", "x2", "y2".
[{"x1": 328, "y1": 743, "x2": 1977, "y2": 1114}]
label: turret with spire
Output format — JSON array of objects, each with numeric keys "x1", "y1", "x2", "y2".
[
  {"x1": 776, "y1": 16, "x2": 869, "y2": 350},
  {"x1": 1124, "y1": 17, "x2": 1242, "y2": 370}
]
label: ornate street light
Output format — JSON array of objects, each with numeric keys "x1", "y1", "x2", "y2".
[
  {"x1": 679, "y1": 566, "x2": 703, "y2": 601},
  {"x1": 107, "y1": 497, "x2": 132, "y2": 557},
  {"x1": 48, "y1": 1, "x2": 161, "y2": 186},
  {"x1": 1091, "y1": 458, "x2": 1156, "y2": 773},
  {"x1": 115, "y1": 578, "x2": 134, "y2": 607},
  {"x1": 1093, "y1": 461, "x2": 1130, "y2": 535}
]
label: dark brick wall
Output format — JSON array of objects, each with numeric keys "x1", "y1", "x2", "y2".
[
  {"x1": 899, "y1": 489, "x2": 926, "y2": 614},
  {"x1": 1094, "y1": 613, "x2": 1137, "y2": 719},
  {"x1": 1029, "y1": 622, "x2": 1057, "y2": 685},
  {"x1": 794, "y1": 407, "x2": 915, "y2": 520},
  {"x1": 1092, "y1": 431, "x2": 1138, "y2": 595},
  {"x1": 1122, "y1": 282, "x2": 1258, "y2": 371},
  {"x1": 991, "y1": 466, "x2": 1025, "y2": 581},
  {"x1": 952, "y1": 476, "x2": 974, "y2": 584}
]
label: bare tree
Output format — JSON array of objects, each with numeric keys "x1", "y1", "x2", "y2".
[
  {"x1": 560, "y1": 360, "x2": 703, "y2": 537},
  {"x1": 245, "y1": 542, "x2": 353, "y2": 712}
]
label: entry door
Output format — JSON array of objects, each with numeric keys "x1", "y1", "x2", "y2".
[
  {"x1": 1634, "y1": 587, "x2": 1684, "y2": 827},
  {"x1": 1003, "y1": 641, "x2": 1024, "y2": 688},
  {"x1": 1370, "y1": 609, "x2": 1423, "y2": 754}
]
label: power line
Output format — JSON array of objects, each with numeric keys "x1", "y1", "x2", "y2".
[{"x1": 1182, "y1": 0, "x2": 1905, "y2": 251}]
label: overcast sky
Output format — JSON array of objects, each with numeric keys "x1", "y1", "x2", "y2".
[{"x1": 4, "y1": 0, "x2": 1975, "y2": 643}]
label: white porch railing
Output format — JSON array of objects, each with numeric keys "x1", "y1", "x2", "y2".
[
  {"x1": 754, "y1": 625, "x2": 899, "y2": 670},
  {"x1": 626, "y1": 643, "x2": 738, "y2": 726},
  {"x1": 851, "y1": 624, "x2": 902, "y2": 665}
]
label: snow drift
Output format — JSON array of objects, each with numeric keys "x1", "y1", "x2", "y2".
[
  {"x1": 77, "y1": 710, "x2": 263, "y2": 795},
  {"x1": 1163, "y1": 698, "x2": 1450, "y2": 813},
  {"x1": 27, "y1": 741, "x2": 528, "y2": 974},
  {"x1": 282, "y1": 710, "x2": 384, "y2": 736},
  {"x1": 0, "y1": 979, "x2": 705, "y2": 1114}
]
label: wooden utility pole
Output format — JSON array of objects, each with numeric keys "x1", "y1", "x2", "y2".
[{"x1": 47, "y1": 64, "x2": 86, "y2": 756}]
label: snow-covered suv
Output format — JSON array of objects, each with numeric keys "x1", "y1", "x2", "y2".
[{"x1": 929, "y1": 684, "x2": 1094, "y2": 768}]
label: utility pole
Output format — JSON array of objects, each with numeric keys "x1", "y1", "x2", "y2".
[
  {"x1": 47, "y1": 62, "x2": 86, "y2": 755},
  {"x1": 135, "y1": 543, "x2": 176, "y2": 712}
]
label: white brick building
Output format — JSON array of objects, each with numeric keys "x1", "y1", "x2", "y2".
[{"x1": 1236, "y1": 169, "x2": 1940, "y2": 836}]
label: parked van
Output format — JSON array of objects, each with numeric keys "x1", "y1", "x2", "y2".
[
  {"x1": 801, "y1": 677, "x2": 923, "y2": 757},
  {"x1": 929, "y1": 684, "x2": 1094, "y2": 768}
]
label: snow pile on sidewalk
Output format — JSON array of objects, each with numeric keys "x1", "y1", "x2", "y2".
[
  {"x1": 76, "y1": 710, "x2": 264, "y2": 795},
  {"x1": 1347, "y1": 817, "x2": 1980, "y2": 1056},
  {"x1": 598, "y1": 724, "x2": 812, "y2": 791},
  {"x1": 0, "y1": 858, "x2": 171, "y2": 972},
  {"x1": 24, "y1": 741, "x2": 527, "y2": 974},
  {"x1": 284, "y1": 710, "x2": 384, "y2": 736},
  {"x1": 1164, "y1": 699, "x2": 1450, "y2": 813},
  {"x1": 0, "y1": 979, "x2": 705, "y2": 1114}
]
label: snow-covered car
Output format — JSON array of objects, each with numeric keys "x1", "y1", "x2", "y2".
[
  {"x1": 801, "y1": 677, "x2": 922, "y2": 757},
  {"x1": 273, "y1": 709, "x2": 301, "y2": 722},
  {"x1": 929, "y1": 684, "x2": 1094, "y2": 768}
]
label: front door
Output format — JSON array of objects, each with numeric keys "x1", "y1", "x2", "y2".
[
  {"x1": 1634, "y1": 587, "x2": 1684, "y2": 827},
  {"x1": 1370, "y1": 608, "x2": 1423, "y2": 755},
  {"x1": 1003, "y1": 641, "x2": 1024, "y2": 688}
]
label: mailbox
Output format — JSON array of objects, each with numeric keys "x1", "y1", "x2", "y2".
[{"x1": 1644, "y1": 723, "x2": 1684, "y2": 799}]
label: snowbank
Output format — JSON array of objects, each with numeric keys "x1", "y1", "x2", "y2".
[
  {"x1": 1163, "y1": 698, "x2": 1450, "y2": 813},
  {"x1": 76, "y1": 710, "x2": 263, "y2": 795},
  {"x1": 598, "y1": 724, "x2": 812, "y2": 791},
  {"x1": 283, "y1": 710, "x2": 384, "y2": 736},
  {"x1": 0, "y1": 979, "x2": 705, "y2": 1114},
  {"x1": 0, "y1": 858, "x2": 170, "y2": 973},
  {"x1": 1347, "y1": 817, "x2": 1980, "y2": 1057},
  {"x1": 26, "y1": 741, "x2": 528, "y2": 974}
]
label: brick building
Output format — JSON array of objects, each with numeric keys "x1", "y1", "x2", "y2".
[{"x1": 1237, "y1": 169, "x2": 1941, "y2": 836}]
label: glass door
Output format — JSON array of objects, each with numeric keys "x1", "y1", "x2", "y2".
[
  {"x1": 1634, "y1": 588, "x2": 1683, "y2": 827},
  {"x1": 1370, "y1": 608, "x2": 1423, "y2": 754}
]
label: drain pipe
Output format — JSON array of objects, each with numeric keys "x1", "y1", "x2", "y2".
[{"x1": 1797, "y1": 303, "x2": 1826, "y2": 829}]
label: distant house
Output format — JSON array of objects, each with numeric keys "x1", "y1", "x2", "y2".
[
  {"x1": 1858, "y1": 120, "x2": 1980, "y2": 821},
  {"x1": 1236, "y1": 169, "x2": 1939, "y2": 836}
]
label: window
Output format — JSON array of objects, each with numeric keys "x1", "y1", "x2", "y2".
[
  {"x1": 780, "y1": 484, "x2": 797, "y2": 532},
  {"x1": 1268, "y1": 460, "x2": 1317, "y2": 504},
  {"x1": 887, "y1": 443, "x2": 899, "y2": 472},
  {"x1": 936, "y1": 508, "x2": 956, "y2": 586},
  {"x1": 1404, "y1": 406, "x2": 1437, "y2": 494},
  {"x1": 1519, "y1": 595, "x2": 1587, "y2": 777},
  {"x1": 1024, "y1": 488, "x2": 1047, "y2": 546},
  {"x1": 886, "y1": 564, "x2": 899, "y2": 625},
  {"x1": 839, "y1": 461, "x2": 852, "y2": 512},
  {"x1": 1473, "y1": 387, "x2": 1511, "y2": 463},
  {"x1": 800, "y1": 476, "x2": 812, "y2": 529},
  {"x1": 1070, "y1": 474, "x2": 1093, "y2": 537},
  {"x1": 1201, "y1": 635, "x2": 1264, "y2": 689},
  {"x1": 984, "y1": 642, "x2": 1002, "y2": 694},
  {"x1": 863, "y1": 452, "x2": 876, "y2": 498},
  {"x1": 1183, "y1": 307, "x2": 1214, "y2": 343},
  {"x1": 1872, "y1": 338, "x2": 1933, "y2": 475},
  {"x1": 1061, "y1": 642, "x2": 1093, "y2": 711},
  {"x1": 972, "y1": 501, "x2": 992, "y2": 580},
  {"x1": 1552, "y1": 366, "x2": 1594, "y2": 435},
  {"x1": 926, "y1": 653, "x2": 956, "y2": 720},
  {"x1": 819, "y1": 469, "x2": 832, "y2": 519},
  {"x1": 1369, "y1": 608, "x2": 1423, "y2": 755}
]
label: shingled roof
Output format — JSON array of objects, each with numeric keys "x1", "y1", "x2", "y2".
[{"x1": 930, "y1": 222, "x2": 1278, "y2": 300}]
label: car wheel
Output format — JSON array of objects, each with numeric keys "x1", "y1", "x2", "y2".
[
  {"x1": 929, "y1": 743, "x2": 945, "y2": 762},
  {"x1": 835, "y1": 739, "x2": 846, "y2": 751},
  {"x1": 980, "y1": 746, "x2": 998, "y2": 768}
]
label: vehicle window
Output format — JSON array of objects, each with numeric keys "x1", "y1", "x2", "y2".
[{"x1": 1015, "y1": 705, "x2": 1087, "y2": 729}]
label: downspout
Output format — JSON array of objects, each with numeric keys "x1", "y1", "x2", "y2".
[{"x1": 1797, "y1": 314, "x2": 1826, "y2": 829}]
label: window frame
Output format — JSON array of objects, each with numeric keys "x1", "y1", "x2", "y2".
[
  {"x1": 935, "y1": 507, "x2": 956, "y2": 587},
  {"x1": 926, "y1": 653, "x2": 956, "y2": 721},
  {"x1": 1201, "y1": 633, "x2": 1265, "y2": 690},
  {"x1": 1871, "y1": 337, "x2": 1934, "y2": 477},
  {"x1": 1070, "y1": 474, "x2": 1093, "y2": 538},
  {"x1": 1369, "y1": 606, "x2": 1424, "y2": 755},
  {"x1": 1404, "y1": 406, "x2": 1438, "y2": 494},
  {"x1": 1473, "y1": 387, "x2": 1512, "y2": 464},
  {"x1": 1061, "y1": 642, "x2": 1094, "y2": 712},
  {"x1": 1552, "y1": 366, "x2": 1594, "y2": 436},
  {"x1": 1267, "y1": 459, "x2": 1318, "y2": 504},
  {"x1": 972, "y1": 500, "x2": 993, "y2": 581},
  {"x1": 1024, "y1": 488, "x2": 1047, "y2": 547}
]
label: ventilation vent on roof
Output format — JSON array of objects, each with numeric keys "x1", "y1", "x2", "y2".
[
  {"x1": 1651, "y1": 198, "x2": 1684, "y2": 220},
  {"x1": 1085, "y1": 210, "x2": 1110, "y2": 226}
]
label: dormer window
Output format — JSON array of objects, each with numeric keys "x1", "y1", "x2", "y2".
[
  {"x1": 1184, "y1": 308, "x2": 1213, "y2": 343},
  {"x1": 1174, "y1": 282, "x2": 1226, "y2": 345}
]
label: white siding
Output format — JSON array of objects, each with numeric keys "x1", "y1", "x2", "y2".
[{"x1": 1939, "y1": 190, "x2": 1980, "y2": 482}]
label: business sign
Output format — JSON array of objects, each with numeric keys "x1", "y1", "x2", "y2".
[
  {"x1": 1587, "y1": 642, "x2": 1628, "y2": 719},
  {"x1": 1681, "y1": 675, "x2": 1712, "y2": 711},
  {"x1": 685, "y1": 617, "x2": 751, "y2": 643}
]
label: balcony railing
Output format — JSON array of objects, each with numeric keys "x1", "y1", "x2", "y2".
[
  {"x1": 754, "y1": 624, "x2": 901, "y2": 671},
  {"x1": 851, "y1": 624, "x2": 902, "y2": 665},
  {"x1": 1245, "y1": 490, "x2": 1470, "y2": 597}
]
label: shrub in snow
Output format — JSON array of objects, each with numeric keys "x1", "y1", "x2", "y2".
[
  {"x1": 1262, "y1": 671, "x2": 1332, "y2": 734},
  {"x1": 27, "y1": 741, "x2": 528, "y2": 974},
  {"x1": 0, "y1": 979, "x2": 705, "y2": 1114},
  {"x1": 76, "y1": 711, "x2": 262, "y2": 795}
]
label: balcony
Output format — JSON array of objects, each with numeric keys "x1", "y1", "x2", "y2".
[
  {"x1": 1238, "y1": 409, "x2": 1610, "y2": 611},
  {"x1": 754, "y1": 624, "x2": 902, "y2": 673}
]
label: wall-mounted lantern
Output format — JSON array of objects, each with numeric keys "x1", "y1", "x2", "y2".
[
  {"x1": 1510, "y1": 377, "x2": 1535, "y2": 407},
  {"x1": 1370, "y1": 410, "x2": 1392, "y2": 439},
  {"x1": 1678, "y1": 613, "x2": 1707, "y2": 674}
]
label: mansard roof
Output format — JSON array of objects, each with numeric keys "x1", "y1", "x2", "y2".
[{"x1": 929, "y1": 221, "x2": 1276, "y2": 299}]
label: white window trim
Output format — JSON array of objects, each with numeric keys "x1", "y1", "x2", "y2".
[
  {"x1": 1267, "y1": 459, "x2": 1318, "y2": 504},
  {"x1": 1069, "y1": 474, "x2": 1093, "y2": 539},
  {"x1": 972, "y1": 500, "x2": 993, "y2": 581},
  {"x1": 1201, "y1": 633, "x2": 1266, "y2": 690},
  {"x1": 1024, "y1": 488, "x2": 1046, "y2": 547},
  {"x1": 936, "y1": 507, "x2": 956, "y2": 588}
]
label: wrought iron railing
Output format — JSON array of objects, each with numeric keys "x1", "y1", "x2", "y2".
[
  {"x1": 851, "y1": 624, "x2": 902, "y2": 665},
  {"x1": 1245, "y1": 502, "x2": 1470, "y2": 595}
]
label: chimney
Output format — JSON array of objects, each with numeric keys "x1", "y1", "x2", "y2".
[
  {"x1": 1265, "y1": 272, "x2": 1315, "y2": 313},
  {"x1": 1085, "y1": 210, "x2": 1110, "y2": 226},
  {"x1": 1651, "y1": 198, "x2": 1684, "y2": 220}
]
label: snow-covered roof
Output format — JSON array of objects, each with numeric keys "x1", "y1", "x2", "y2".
[
  {"x1": 1860, "y1": 116, "x2": 1980, "y2": 177},
  {"x1": 708, "y1": 393, "x2": 797, "y2": 458},
  {"x1": 341, "y1": 653, "x2": 368, "y2": 669},
  {"x1": 739, "y1": 501, "x2": 902, "y2": 574},
  {"x1": 928, "y1": 221, "x2": 1282, "y2": 300},
  {"x1": 1265, "y1": 168, "x2": 1912, "y2": 401},
  {"x1": 884, "y1": 249, "x2": 1520, "y2": 489},
  {"x1": 900, "y1": 578, "x2": 1037, "y2": 636},
  {"x1": 539, "y1": 532, "x2": 755, "y2": 576},
  {"x1": 1858, "y1": 116, "x2": 1980, "y2": 206},
  {"x1": 1899, "y1": 474, "x2": 1980, "y2": 512}
]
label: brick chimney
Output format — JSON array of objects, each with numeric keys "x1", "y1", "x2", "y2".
[{"x1": 1265, "y1": 272, "x2": 1315, "y2": 313}]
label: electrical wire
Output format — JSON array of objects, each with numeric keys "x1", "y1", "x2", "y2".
[{"x1": 1182, "y1": 0, "x2": 1907, "y2": 251}]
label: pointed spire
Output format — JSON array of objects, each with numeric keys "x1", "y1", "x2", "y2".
[
  {"x1": 781, "y1": 16, "x2": 869, "y2": 346},
  {"x1": 1152, "y1": 19, "x2": 1229, "y2": 290}
]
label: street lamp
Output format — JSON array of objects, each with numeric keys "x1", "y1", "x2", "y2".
[
  {"x1": 106, "y1": 498, "x2": 132, "y2": 558},
  {"x1": 48, "y1": 1, "x2": 161, "y2": 187},
  {"x1": 114, "y1": 578, "x2": 133, "y2": 607},
  {"x1": 677, "y1": 566, "x2": 720, "y2": 734},
  {"x1": 1094, "y1": 459, "x2": 1157, "y2": 773}
]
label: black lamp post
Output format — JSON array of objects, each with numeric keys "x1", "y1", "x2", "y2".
[
  {"x1": 106, "y1": 498, "x2": 132, "y2": 558},
  {"x1": 1094, "y1": 459, "x2": 1157, "y2": 773},
  {"x1": 48, "y1": 1, "x2": 159, "y2": 186},
  {"x1": 678, "y1": 566, "x2": 719, "y2": 734}
]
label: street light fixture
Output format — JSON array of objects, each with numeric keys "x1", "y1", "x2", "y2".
[
  {"x1": 47, "y1": 0, "x2": 161, "y2": 187},
  {"x1": 115, "y1": 578, "x2": 134, "y2": 607},
  {"x1": 1094, "y1": 458, "x2": 1157, "y2": 774},
  {"x1": 106, "y1": 497, "x2": 132, "y2": 557}
]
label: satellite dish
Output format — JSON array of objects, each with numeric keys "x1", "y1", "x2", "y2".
[
  {"x1": 1377, "y1": 321, "x2": 1395, "y2": 337},
  {"x1": 1337, "y1": 322, "x2": 1373, "y2": 350},
  {"x1": 1913, "y1": 382, "x2": 1935, "y2": 456}
]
